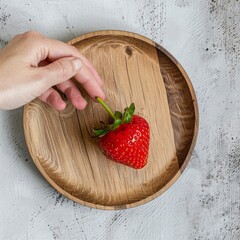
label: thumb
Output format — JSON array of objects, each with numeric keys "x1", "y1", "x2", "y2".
[{"x1": 38, "y1": 57, "x2": 83, "y2": 89}]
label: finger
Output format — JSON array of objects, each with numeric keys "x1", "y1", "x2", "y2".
[
  {"x1": 39, "y1": 54, "x2": 102, "y2": 87},
  {"x1": 38, "y1": 88, "x2": 66, "y2": 111},
  {"x1": 74, "y1": 63, "x2": 105, "y2": 100},
  {"x1": 56, "y1": 80, "x2": 87, "y2": 110},
  {"x1": 77, "y1": 55, "x2": 103, "y2": 86},
  {"x1": 39, "y1": 37, "x2": 103, "y2": 86},
  {"x1": 40, "y1": 37, "x2": 79, "y2": 61},
  {"x1": 36, "y1": 57, "x2": 83, "y2": 90}
]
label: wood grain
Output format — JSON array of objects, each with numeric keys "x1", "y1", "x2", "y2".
[{"x1": 23, "y1": 30, "x2": 198, "y2": 210}]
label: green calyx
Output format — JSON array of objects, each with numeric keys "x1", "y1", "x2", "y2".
[{"x1": 93, "y1": 97, "x2": 135, "y2": 138}]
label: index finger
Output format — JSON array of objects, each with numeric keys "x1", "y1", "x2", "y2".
[
  {"x1": 73, "y1": 63, "x2": 105, "y2": 100},
  {"x1": 41, "y1": 37, "x2": 103, "y2": 86}
]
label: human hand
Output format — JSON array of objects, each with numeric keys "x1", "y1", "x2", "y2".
[{"x1": 0, "y1": 31, "x2": 105, "y2": 110}]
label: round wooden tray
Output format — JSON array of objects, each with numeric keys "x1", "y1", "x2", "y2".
[{"x1": 23, "y1": 30, "x2": 198, "y2": 210}]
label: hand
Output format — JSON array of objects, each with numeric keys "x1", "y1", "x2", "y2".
[{"x1": 0, "y1": 31, "x2": 105, "y2": 110}]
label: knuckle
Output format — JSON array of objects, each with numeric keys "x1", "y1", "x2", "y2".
[
  {"x1": 70, "y1": 45, "x2": 80, "y2": 55},
  {"x1": 8, "y1": 34, "x2": 23, "y2": 44},
  {"x1": 22, "y1": 31, "x2": 42, "y2": 40},
  {"x1": 12, "y1": 34, "x2": 22, "y2": 41}
]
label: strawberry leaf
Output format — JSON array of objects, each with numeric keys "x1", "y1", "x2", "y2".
[
  {"x1": 93, "y1": 128, "x2": 106, "y2": 136},
  {"x1": 93, "y1": 127, "x2": 111, "y2": 138},
  {"x1": 114, "y1": 111, "x2": 122, "y2": 119},
  {"x1": 123, "y1": 103, "x2": 135, "y2": 123},
  {"x1": 113, "y1": 119, "x2": 122, "y2": 130},
  {"x1": 129, "y1": 103, "x2": 135, "y2": 114}
]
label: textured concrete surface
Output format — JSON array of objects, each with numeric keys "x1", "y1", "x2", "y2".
[{"x1": 0, "y1": 0, "x2": 239, "y2": 239}]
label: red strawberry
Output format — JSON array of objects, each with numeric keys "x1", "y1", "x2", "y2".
[{"x1": 93, "y1": 97, "x2": 150, "y2": 169}]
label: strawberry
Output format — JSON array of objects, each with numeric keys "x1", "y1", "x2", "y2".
[{"x1": 93, "y1": 97, "x2": 150, "y2": 169}]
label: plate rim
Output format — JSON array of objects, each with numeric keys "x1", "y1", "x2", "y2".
[{"x1": 23, "y1": 30, "x2": 199, "y2": 210}]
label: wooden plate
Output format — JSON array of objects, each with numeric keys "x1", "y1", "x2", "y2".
[{"x1": 23, "y1": 30, "x2": 198, "y2": 210}]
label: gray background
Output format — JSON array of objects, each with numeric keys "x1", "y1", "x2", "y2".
[{"x1": 0, "y1": 0, "x2": 239, "y2": 239}]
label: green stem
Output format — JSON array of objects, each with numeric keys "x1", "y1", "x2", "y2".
[{"x1": 96, "y1": 97, "x2": 116, "y2": 120}]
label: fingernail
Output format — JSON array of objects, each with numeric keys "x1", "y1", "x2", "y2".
[{"x1": 72, "y1": 58, "x2": 83, "y2": 70}]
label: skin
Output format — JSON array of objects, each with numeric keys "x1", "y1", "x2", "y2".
[{"x1": 0, "y1": 31, "x2": 105, "y2": 110}]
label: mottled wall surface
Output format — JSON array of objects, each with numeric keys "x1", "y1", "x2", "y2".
[{"x1": 0, "y1": 0, "x2": 239, "y2": 239}]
